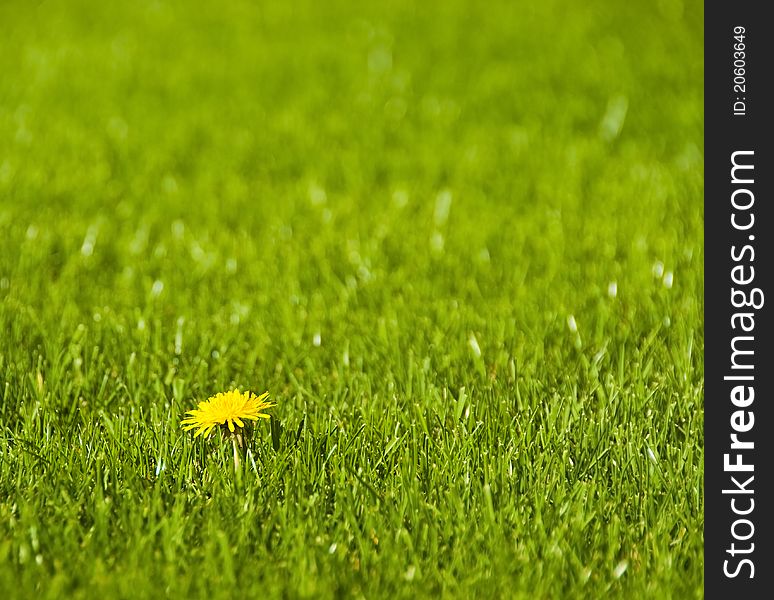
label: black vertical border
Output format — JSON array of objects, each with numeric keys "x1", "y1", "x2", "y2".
[{"x1": 705, "y1": 2, "x2": 773, "y2": 597}]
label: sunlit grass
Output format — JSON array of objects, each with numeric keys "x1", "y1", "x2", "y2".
[{"x1": 0, "y1": 0, "x2": 703, "y2": 598}]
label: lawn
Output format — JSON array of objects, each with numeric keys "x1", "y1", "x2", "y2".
[{"x1": 0, "y1": 1, "x2": 703, "y2": 598}]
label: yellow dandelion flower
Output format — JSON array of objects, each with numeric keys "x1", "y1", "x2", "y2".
[{"x1": 181, "y1": 390, "x2": 274, "y2": 438}]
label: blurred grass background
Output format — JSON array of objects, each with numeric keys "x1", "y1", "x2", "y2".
[{"x1": 1, "y1": 1, "x2": 702, "y2": 598}]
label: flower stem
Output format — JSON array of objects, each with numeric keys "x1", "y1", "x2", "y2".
[
  {"x1": 229, "y1": 429, "x2": 246, "y2": 486},
  {"x1": 232, "y1": 436, "x2": 242, "y2": 471}
]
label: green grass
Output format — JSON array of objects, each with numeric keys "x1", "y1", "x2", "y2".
[{"x1": 1, "y1": 0, "x2": 703, "y2": 598}]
